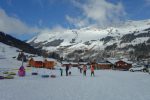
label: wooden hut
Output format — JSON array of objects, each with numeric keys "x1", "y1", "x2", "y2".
[
  {"x1": 43, "y1": 59, "x2": 55, "y2": 69},
  {"x1": 115, "y1": 60, "x2": 132, "y2": 70},
  {"x1": 28, "y1": 58, "x2": 34, "y2": 67},
  {"x1": 107, "y1": 58, "x2": 132, "y2": 70},
  {"x1": 28, "y1": 57, "x2": 57, "y2": 69},
  {"x1": 71, "y1": 62, "x2": 79, "y2": 67},
  {"x1": 97, "y1": 62, "x2": 112, "y2": 69},
  {"x1": 34, "y1": 61, "x2": 43, "y2": 68},
  {"x1": 28, "y1": 57, "x2": 44, "y2": 68}
]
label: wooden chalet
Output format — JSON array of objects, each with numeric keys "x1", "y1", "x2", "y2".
[
  {"x1": 44, "y1": 59, "x2": 56, "y2": 69},
  {"x1": 107, "y1": 58, "x2": 132, "y2": 70},
  {"x1": 71, "y1": 62, "x2": 79, "y2": 67},
  {"x1": 115, "y1": 60, "x2": 132, "y2": 70},
  {"x1": 96, "y1": 62, "x2": 112, "y2": 69},
  {"x1": 28, "y1": 57, "x2": 43, "y2": 68},
  {"x1": 28, "y1": 57, "x2": 56, "y2": 69}
]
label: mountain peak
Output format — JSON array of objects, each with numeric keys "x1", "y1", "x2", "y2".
[{"x1": 27, "y1": 19, "x2": 150, "y2": 60}]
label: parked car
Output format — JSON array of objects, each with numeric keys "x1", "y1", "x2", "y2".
[{"x1": 129, "y1": 65, "x2": 146, "y2": 72}]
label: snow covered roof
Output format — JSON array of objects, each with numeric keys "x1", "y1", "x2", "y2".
[
  {"x1": 31, "y1": 57, "x2": 56, "y2": 62},
  {"x1": 71, "y1": 62, "x2": 79, "y2": 65},
  {"x1": 121, "y1": 59, "x2": 133, "y2": 64},
  {"x1": 107, "y1": 58, "x2": 119, "y2": 64},
  {"x1": 61, "y1": 62, "x2": 80, "y2": 65},
  {"x1": 106, "y1": 58, "x2": 133, "y2": 64},
  {"x1": 97, "y1": 62, "x2": 111, "y2": 64},
  {"x1": 61, "y1": 61, "x2": 71, "y2": 65},
  {"x1": 31, "y1": 57, "x2": 44, "y2": 61},
  {"x1": 61, "y1": 62, "x2": 90, "y2": 65},
  {"x1": 79, "y1": 62, "x2": 88, "y2": 65},
  {"x1": 45, "y1": 58, "x2": 56, "y2": 62}
]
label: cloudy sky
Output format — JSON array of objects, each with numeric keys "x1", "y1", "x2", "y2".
[{"x1": 0, "y1": 0, "x2": 150, "y2": 40}]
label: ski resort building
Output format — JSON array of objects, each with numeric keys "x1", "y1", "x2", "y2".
[
  {"x1": 43, "y1": 59, "x2": 56, "y2": 69},
  {"x1": 28, "y1": 57, "x2": 56, "y2": 69},
  {"x1": 107, "y1": 58, "x2": 132, "y2": 70},
  {"x1": 96, "y1": 62, "x2": 112, "y2": 69},
  {"x1": 115, "y1": 60, "x2": 132, "y2": 70}
]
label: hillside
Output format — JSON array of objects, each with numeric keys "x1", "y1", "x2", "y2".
[
  {"x1": 0, "y1": 31, "x2": 42, "y2": 55},
  {"x1": 27, "y1": 19, "x2": 150, "y2": 61}
]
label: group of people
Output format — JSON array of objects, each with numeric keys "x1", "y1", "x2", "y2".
[
  {"x1": 81, "y1": 64, "x2": 95, "y2": 76},
  {"x1": 59, "y1": 64, "x2": 70, "y2": 76},
  {"x1": 60, "y1": 64, "x2": 95, "y2": 77}
]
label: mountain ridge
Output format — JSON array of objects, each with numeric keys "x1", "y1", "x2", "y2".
[
  {"x1": 0, "y1": 31, "x2": 42, "y2": 55},
  {"x1": 26, "y1": 19, "x2": 150, "y2": 60}
]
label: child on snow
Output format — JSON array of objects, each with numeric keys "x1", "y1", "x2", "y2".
[
  {"x1": 60, "y1": 68, "x2": 63, "y2": 76},
  {"x1": 90, "y1": 65, "x2": 95, "y2": 76},
  {"x1": 83, "y1": 64, "x2": 87, "y2": 76}
]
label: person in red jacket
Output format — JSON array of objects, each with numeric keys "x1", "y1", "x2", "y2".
[{"x1": 90, "y1": 65, "x2": 95, "y2": 76}]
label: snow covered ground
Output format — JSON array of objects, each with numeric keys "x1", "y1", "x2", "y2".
[
  {"x1": 0, "y1": 42, "x2": 150, "y2": 100},
  {"x1": 0, "y1": 62, "x2": 150, "y2": 100}
]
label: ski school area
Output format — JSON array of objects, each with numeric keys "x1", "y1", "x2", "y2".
[
  {"x1": 0, "y1": 57, "x2": 150, "y2": 100},
  {"x1": 0, "y1": 59, "x2": 95, "y2": 79}
]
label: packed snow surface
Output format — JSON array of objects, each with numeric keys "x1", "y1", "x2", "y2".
[
  {"x1": 0, "y1": 42, "x2": 150, "y2": 100},
  {"x1": 0, "y1": 61, "x2": 150, "y2": 100}
]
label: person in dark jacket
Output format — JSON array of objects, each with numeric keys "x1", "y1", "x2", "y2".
[
  {"x1": 78, "y1": 66, "x2": 82, "y2": 73},
  {"x1": 66, "y1": 65, "x2": 69, "y2": 76}
]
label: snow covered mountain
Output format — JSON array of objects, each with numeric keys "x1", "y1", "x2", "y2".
[
  {"x1": 0, "y1": 31, "x2": 42, "y2": 55},
  {"x1": 28, "y1": 19, "x2": 150, "y2": 60}
]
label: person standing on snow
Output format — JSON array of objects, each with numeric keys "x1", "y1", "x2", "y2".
[
  {"x1": 80, "y1": 67, "x2": 82, "y2": 73},
  {"x1": 78, "y1": 65, "x2": 82, "y2": 74},
  {"x1": 60, "y1": 68, "x2": 63, "y2": 76},
  {"x1": 90, "y1": 64, "x2": 95, "y2": 76},
  {"x1": 83, "y1": 64, "x2": 87, "y2": 76},
  {"x1": 65, "y1": 65, "x2": 69, "y2": 76}
]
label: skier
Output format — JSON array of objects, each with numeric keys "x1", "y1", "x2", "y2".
[
  {"x1": 83, "y1": 64, "x2": 87, "y2": 76},
  {"x1": 90, "y1": 65, "x2": 95, "y2": 76}
]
